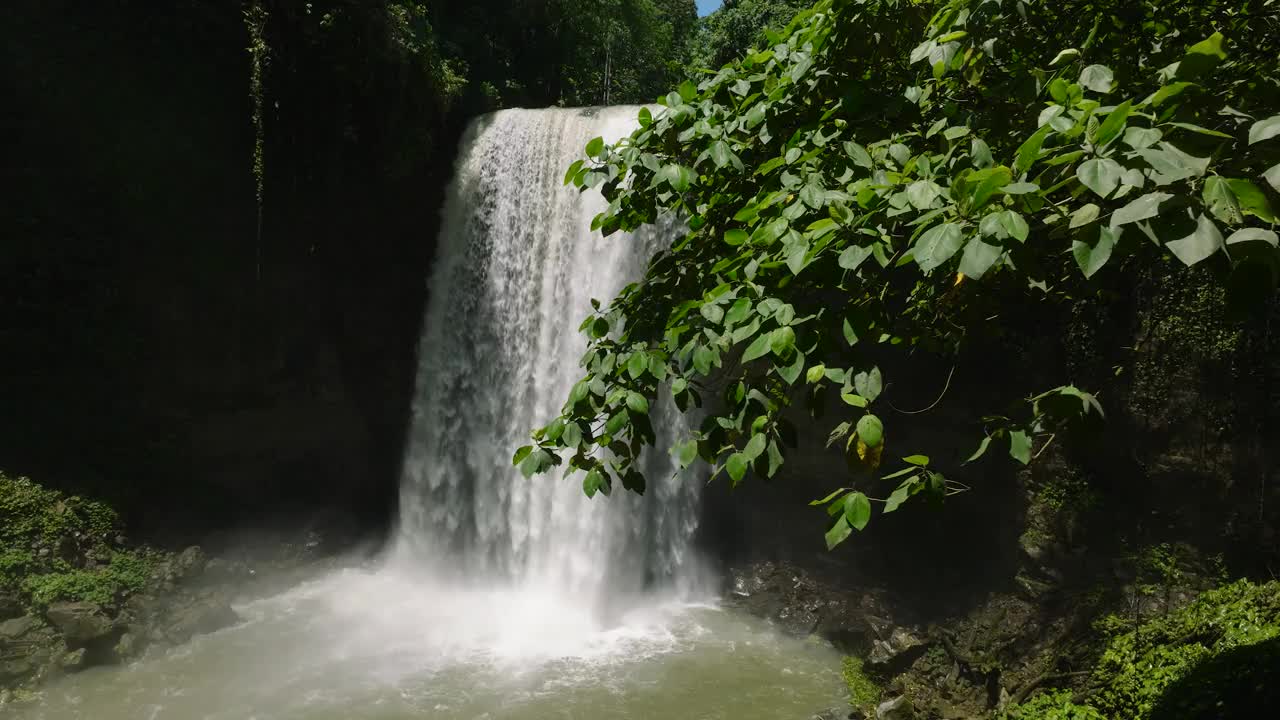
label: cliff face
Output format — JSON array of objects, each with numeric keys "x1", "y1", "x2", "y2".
[{"x1": 1, "y1": 0, "x2": 453, "y2": 540}]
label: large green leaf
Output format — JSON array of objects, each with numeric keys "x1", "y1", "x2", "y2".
[
  {"x1": 1178, "y1": 32, "x2": 1227, "y2": 80},
  {"x1": 1249, "y1": 115, "x2": 1280, "y2": 145},
  {"x1": 1226, "y1": 179, "x2": 1276, "y2": 223},
  {"x1": 1073, "y1": 225, "x2": 1120, "y2": 278},
  {"x1": 856, "y1": 414, "x2": 884, "y2": 448},
  {"x1": 959, "y1": 236, "x2": 1003, "y2": 279},
  {"x1": 1166, "y1": 214, "x2": 1224, "y2": 267},
  {"x1": 913, "y1": 223, "x2": 965, "y2": 272},
  {"x1": 1093, "y1": 101, "x2": 1132, "y2": 147},
  {"x1": 825, "y1": 517, "x2": 853, "y2": 550},
  {"x1": 1203, "y1": 177, "x2": 1242, "y2": 225},
  {"x1": 1111, "y1": 192, "x2": 1173, "y2": 227},
  {"x1": 854, "y1": 367, "x2": 883, "y2": 403},
  {"x1": 1079, "y1": 64, "x2": 1114, "y2": 93},
  {"x1": 843, "y1": 492, "x2": 872, "y2": 531},
  {"x1": 726, "y1": 453, "x2": 748, "y2": 486},
  {"x1": 1077, "y1": 158, "x2": 1123, "y2": 198}
]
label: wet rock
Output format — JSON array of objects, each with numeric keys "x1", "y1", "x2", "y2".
[
  {"x1": 875, "y1": 696, "x2": 914, "y2": 720},
  {"x1": 58, "y1": 648, "x2": 86, "y2": 672},
  {"x1": 0, "y1": 616, "x2": 60, "y2": 685},
  {"x1": 162, "y1": 595, "x2": 239, "y2": 644},
  {"x1": 113, "y1": 632, "x2": 138, "y2": 660},
  {"x1": 813, "y1": 708, "x2": 855, "y2": 720},
  {"x1": 45, "y1": 602, "x2": 114, "y2": 645},
  {"x1": 153, "y1": 546, "x2": 208, "y2": 588},
  {"x1": 0, "y1": 592, "x2": 22, "y2": 620}
]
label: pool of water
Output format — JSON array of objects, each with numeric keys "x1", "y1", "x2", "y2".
[{"x1": 13, "y1": 567, "x2": 844, "y2": 720}]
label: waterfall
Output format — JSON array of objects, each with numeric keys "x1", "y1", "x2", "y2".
[{"x1": 391, "y1": 107, "x2": 704, "y2": 622}]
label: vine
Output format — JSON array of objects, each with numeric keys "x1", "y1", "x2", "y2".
[{"x1": 244, "y1": 0, "x2": 269, "y2": 282}]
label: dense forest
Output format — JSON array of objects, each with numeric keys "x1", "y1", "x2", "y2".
[{"x1": 4, "y1": 0, "x2": 1280, "y2": 718}]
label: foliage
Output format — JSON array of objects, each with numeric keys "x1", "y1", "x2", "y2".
[
  {"x1": 0, "y1": 472, "x2": 156, "y2": 609},
  {"x1": 691, "y1": 0, "x2": 814, "y2": 71},
  {"x1": 841, "y1": 655, "x2": 882, "y2": 713},
  {"x1": 518, "y1": 0, "x2": 1280, "y2": 547},
  {"x1": 998, "y1": 690, "x2": 1105, "y2": 720},
  {"x1": 1090, "y1": 579, "x2": 1280, "y2": 719}
]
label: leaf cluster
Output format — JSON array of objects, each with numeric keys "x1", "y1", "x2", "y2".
[{"x1": 519, "y1": 0, "x2": 1280, "y2": 547}]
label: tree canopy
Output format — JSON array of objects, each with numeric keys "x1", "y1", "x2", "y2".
[{"x1": 518, "y1": 0, "x2": 1280, "y2": 548}]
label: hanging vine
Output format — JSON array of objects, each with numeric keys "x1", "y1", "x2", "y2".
[{"x1": 244, "y1": 0, "x2": 269, "y2": 282}]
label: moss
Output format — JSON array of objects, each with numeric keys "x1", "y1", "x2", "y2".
[
  {"x1": 1090, "y1": 579, "x2": 1280, "y2": 719},
  {"x1": 842, "y1": 656, "x2": 882, "y2": 714},
  {"x1": 0, "y1": 471, "x2": 158, "y2": 609}
]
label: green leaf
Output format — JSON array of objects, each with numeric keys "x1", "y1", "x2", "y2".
[
  {"x1": 1227, "y1": 228, "x2": 1279, "y2": 250},
  {"x1": 583, "y1": 468, "x2": 607, "y2": 498},
  {"x1": 839, "y1": 245, "x2": 874, "y2": 272},
  {"x1": 1015, "y1": 125, "x2": 1053, "y2": 175},
  {"x1": 1123, "y1": 127, "x2": 1162, "y2": 150},
  {"x1": 966, "y1": 435, "x2": 993, "y2": 463},
  {"x1": 627, "y1": 351, "x2": 649, "y2": 379},
  {"x1": 1050, "y1": 48, "x2": 1079, "y2": 66},
  {"x1": 726, "y1": 452, "x2": 748, "y2": 486},
  {"x1": 1226, "y1": 179, "x2": 1277, "y2": 223},
  {"x1": 884, "y1": 481, "x2": 916, "y2": 513},
  {"x1": 743, "y1": 433, "x2": 768, "y2": 462},
  {"x1": 903, "y1": 455, "x2": 930, "y2": 466},
  {"x1": 724, "y1": 229, "x2": 749, "y2": 246},
  {"x1": 569, "y1": 379, "x2": 590, "y2": 405},
  {"x1": 770, "y1": 326, "x2": 797, "y2": 357},
  {"x1": 1070, "y1": 203, "x2": 1101, "y2": 228},
  {"x1": 1166, "y1": 214, "x2": 1224, "y2": 267},
  {"x1": 806, "y1": 364, "x2": 827, "y2": 384},
  {"x1": 626, "y1": 391, "x2": 649, "y2": 415},
  {"x1": 811, "y1": 488, "x2": 847, "y2": 506},
  {"x1": 844, "y1": 142, "x2": 873, "y2": 169},
  {"x1": 1112, "y1": 192, "x2": 1173, "y2": 227},
  {"x1": 1077, "y1": 158, "x2": 1123, "y2": 198},
  {"x1": 853, "y1": 367, "x2": 882, "y2": 403},
  {"x1": 563, "y1": 422, "x2": 582, "y2": 449},
  {"x1": 1178, "y1": 32, "x2": 1227, "y2": 80},
  {"x1": 1079, "y1": 64, "x2": 1114, "y2": 93},
  {"x1": 843, "y1": 492, "x2": 872, "y2": 531},
  {"x1": 969, "y1": 167, "x2": 1013, "y2": 209},
  {"x1": 856, "y1": 414, "x2": 884, "y2": 448},
  {"x1": 913, "y1": 223, "x2": 965, "y2": 273},
  {"x1": 959, "y1": 236, "x2": 1003, "y2": 279},
  {"x1": 1009, "y1": 430, "x2": 1032, "y2": 465},
  {"x1": 841, "y1": 393, "x2": 868, "y2": 408},
  {"x1": 742, "y1": 332, "x2": 773, "y2": 363},
  {"x1": 1073, "y1": 225, "x2": 1120, "y2": 278},
  {"x1": 709, "y1": 141, "x2": 742, "y2": 171},
  {"x1": 606, "y1": 409, "x2": 629, "y2": 436},
  {"x1": 637, "y1": 107, "x2": 652, "y2": 127},
  {"x1": 520, "y1": 449, "x2": 555, "y2": 478},
  {"x1": 999, "y1": 211, "x2": 1030, "y2": 243},
  {"x1": 825, "y1": 516, "x2": 853, "y2": 550},
  {"x1": 1150, "y1": 82, "x2": 1196, "y2": 107},
  {"x1": 672, "y1": 439, "x2": 699, "y2": 469},
  {"x1": 1093, "y1": 101, "x2": 1132, "y2": 146},
  {"x1": 1265, "y1": 165, "x2": 1280, "y2": 195},
  {"x1": 971, "y1": 138, "x2": 994, "y2": 168},
  {"x1": 678, "y1": 79, "x2": 697, "y2": 102},
  {"x1": 1203, "y1": 177, "x2": 1242, "y2": 225},
  {"x1": 725, "y1": 297, "x2": 753, "y2": 326},
  {"x1": 1248, "y1": 115, "x2": 1280, "y2": 145},
  {"x1": 586, "y1": 136, "x2": 605, "y2": 158},
  {"x1": 512, "y1": 445, "x2": 533, "y2": 466}
]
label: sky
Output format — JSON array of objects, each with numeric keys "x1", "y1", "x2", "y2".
[{"x1": 697, "y1": 0, "x2": 723, "y2": 16}]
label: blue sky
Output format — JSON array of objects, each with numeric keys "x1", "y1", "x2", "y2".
[{"x1": 697, "y1": 0, "x2": 723, "y2": 16}]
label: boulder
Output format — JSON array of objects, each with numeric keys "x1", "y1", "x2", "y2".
[
  {"x1": 44, "y1": 602, "x2": 115, "y2": 645},
  {"x1": 162, "y1": 595, "x2": 239, "y2": 644},
  {"x1": 0, "y1": 615, "x2": 60, "y2": 685},
  {"x1": 875, "y1": 696, "x2": 914, "y2": 720}
]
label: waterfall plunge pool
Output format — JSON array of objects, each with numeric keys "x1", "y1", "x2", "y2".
[{"x1": 15, "y1": 564, "x2": 845, "y2": 720}]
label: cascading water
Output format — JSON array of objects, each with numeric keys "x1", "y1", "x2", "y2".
[
  {"x1": 15, "y1": 107, "x2": 844, "y2": 720},
  {"x1": 391, "y1": 107, "x2": 704, "y2": 619}
]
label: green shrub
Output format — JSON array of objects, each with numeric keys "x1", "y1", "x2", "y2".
[
  {"x1": 999, "y1": 690, "x2": 1105, "y2": 720},
  {"x1": 1092, "y1": 579, "x2": 1280, "y2": 719}
]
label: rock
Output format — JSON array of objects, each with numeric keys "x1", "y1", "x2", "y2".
[
  {"x1": 58, "y1": 648, "x2": 86, "y2": 672},
  {"x1": 875, "y1": 696, "x2": 914, "y2": 720},
  {"x1": 866, "y1": 619, "x2": 926, "y2": 669},
  {"x1": 162, "y1": 596, "x2": 239, "y2": 644},
  {"x1": 171, "y1": 547, "x2": 207, "y2": 583},
  {"x1": 0, "y1": 592, "x2": 22, "y2": 620},
  {"x1": 45, "y1": 602, "x2": 115, "y2": 645},
  {"x1": 113, "y1": 632, "x2": 139, "y2": 660},
  {"x1": 0, "y1": 615, "x2": 60, "y2": 685},
  {"x1": 813, "y1": 708, "x2": 855, "y2": 720}
]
